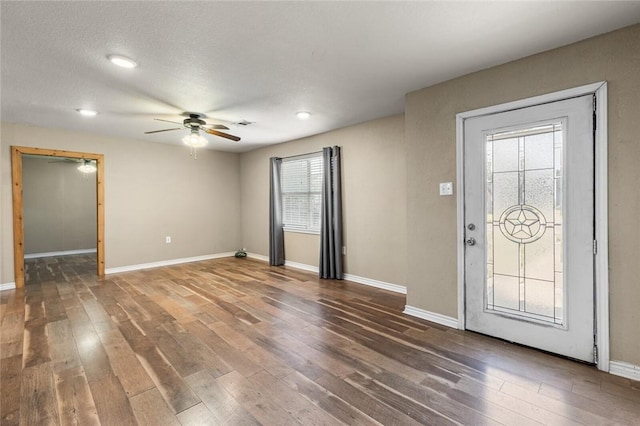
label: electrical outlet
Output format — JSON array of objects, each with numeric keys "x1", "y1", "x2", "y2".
[{"x1": 165, "y1": 236, "x2": 172, "y2": 244}]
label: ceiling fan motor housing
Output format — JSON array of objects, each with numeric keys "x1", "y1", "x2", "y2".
[{"x1": 184, "y1": 114, "x2": 206, "y2": 129}]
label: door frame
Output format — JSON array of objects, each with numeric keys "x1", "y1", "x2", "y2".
[
  {"x1": 455, "y1": 82, "x2": 609, "y2": 371},
  {"x1": 11, "y1": 146, "x2": 105, "y2": 288}
]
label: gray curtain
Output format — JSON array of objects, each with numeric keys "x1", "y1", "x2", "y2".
[
  {"x1": 269, "y1": 157, "x2": 285, "y2": 266},
  {"x1": 319, "y1": 146, "x2": 343, "y2": 279}
]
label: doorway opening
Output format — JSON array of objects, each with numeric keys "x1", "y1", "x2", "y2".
[{"x1": 11, "y1": 146, "x2": 105, "y2": 288}]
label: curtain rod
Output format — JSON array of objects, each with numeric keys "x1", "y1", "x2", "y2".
[{"x1": 281, "y1": 150, "x2": 323, "y2": 160}]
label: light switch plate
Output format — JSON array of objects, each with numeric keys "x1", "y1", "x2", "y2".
[{"x1": 439, "y1": 182, "x2": 453, "y2": 196}]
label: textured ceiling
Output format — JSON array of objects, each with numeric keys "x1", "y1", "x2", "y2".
[{"x1": 2, "y1": 2, "x2": 639, "y2": 153}]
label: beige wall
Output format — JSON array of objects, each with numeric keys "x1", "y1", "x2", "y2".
[
  {"x1": 406, "y1": 24, "x2": 640, "y2": 365},
  {"x1": 240, "y1": 115, "x2": 407, "y2": 286},
  {"x1": 0, "y1": 139, "x2": 3, "y2": 281},
  {"x1": 1, "y1": 123, "x2": 242, "y2": 282},
  {"x1": 23, "y1": 156, "x2": 97, "y2": 254}
]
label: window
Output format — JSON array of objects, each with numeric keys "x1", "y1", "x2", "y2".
[{"x1": 281, "y1": 153, "x2": 323, "y2": 233}]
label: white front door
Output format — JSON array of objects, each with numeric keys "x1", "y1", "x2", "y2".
[{"x1": 463, "y1": 95, "x2": 595, "y2": 362}]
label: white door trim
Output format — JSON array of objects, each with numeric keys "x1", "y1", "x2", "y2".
[{"x1": 456, "y1": 82, "x2": 609, "y2": 371}]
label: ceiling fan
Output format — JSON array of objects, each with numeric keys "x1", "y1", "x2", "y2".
[
  {"x1": 48, "y1": 158, "x2": 97, "y2": 173},
  {"x1": 144, "y1": 113, "x2": 241, "y2": 142}
]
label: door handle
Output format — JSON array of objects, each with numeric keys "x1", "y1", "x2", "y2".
[{"x1": 465, "y1": 237, "x2": 476, "y2": 246}]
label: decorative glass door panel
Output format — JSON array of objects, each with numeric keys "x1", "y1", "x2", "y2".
[
  {"x1": 464, "y1": 94, "x2": 595, "y2": 362},
  {"x1": 486, "y1": 123, "x2": 564, "y2": 325}
]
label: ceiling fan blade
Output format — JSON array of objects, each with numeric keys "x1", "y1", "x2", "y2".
[
  {"x1": 154, "y1": 118, "x2": 183, "y2": 125},
  {"x1": 204, "y1": 128, "x2": 241, "y2": 142},
  {"x1": 144, "y1": 128, "x2": 182, "y2": 134},
  {"x1": 48, "y1": 159, "x2": 80, "y2": 163},
  {"x1": 203, "y1": 124, "x2": 230, "y2": 130}
]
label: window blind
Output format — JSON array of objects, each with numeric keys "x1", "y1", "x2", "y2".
[{"x1": 281, "y1": 153, "x2": 323, "y2": 233}]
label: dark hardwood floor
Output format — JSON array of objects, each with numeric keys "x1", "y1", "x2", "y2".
[
  {"x1": 24, "y1": 254, "x2": 97, "y2": 285},
  {"x1": 1, "y1": 255, "x2": 639, "y2": 425}
]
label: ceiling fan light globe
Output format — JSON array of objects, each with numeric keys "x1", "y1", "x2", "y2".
[
  {"x1": 182, "y1": 133, "x2": 207, "y2": 148},
  {"x1": 77, "y1": 163, "x2": 97, "y2": 173}
]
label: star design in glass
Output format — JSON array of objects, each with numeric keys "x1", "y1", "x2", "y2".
[{"x1": 503, "y1": 209, "x2": 540, "y2": 239}]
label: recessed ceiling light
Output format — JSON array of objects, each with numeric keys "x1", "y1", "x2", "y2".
[
  {"x1": 107, "y1": 54, "x2": 137, "y2": 69},
  {"x1": 77, "y1": 109, "x2": 97, "y2": 117},
  {"x1": 296, "y1": 111, "x2": 311, "y2": 120}
]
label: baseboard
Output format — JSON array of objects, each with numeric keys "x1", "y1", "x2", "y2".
[
  {"x1": 0, "y1": 282, "x2": 16, "y2": 292},
  {"x1": 285, "y1": 260, "x2": 318, "y2": 273},
  {"x1": 403, "y1": 305, "x2": 459, "y2": 329},
  {"x1": 246, "y1": 254, "x2": 406, "y2": 294},
  {"x1": 247, "y1": 253, "x2": 269, "y2": 263},
  {"x1": 344, "y1": 273, "x2": 406, "y2": 294},
  {"x1": 105, "y1": 252, "x2": 235, "y2": 274},
  {"x1": 246, "y1": 253, "x2": 319, "y2": 273},
  {"x1": 609, "y1": 360, "x2": 640, "y2": 382},
  {"x1": 24, "y1": 248, "x2": 97, "y2": 259}
]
